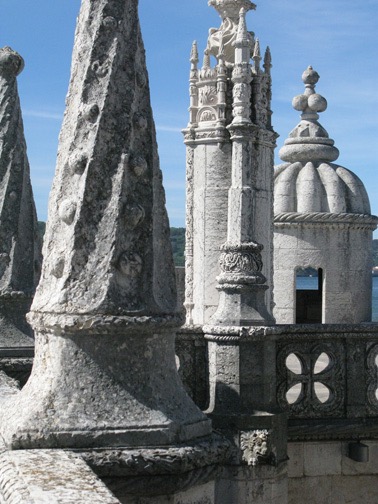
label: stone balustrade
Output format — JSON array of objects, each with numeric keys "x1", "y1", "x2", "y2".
[{"x1": 177, "y1": 323, "x2": 378, "y2": 441}]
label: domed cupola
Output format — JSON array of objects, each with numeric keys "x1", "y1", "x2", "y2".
[
  {"x1": 273, "y1": 67, "x2": 378, "y2": 325},
  {"x1": 275, "y1": 66, "x2": 371, "y2": 216}
]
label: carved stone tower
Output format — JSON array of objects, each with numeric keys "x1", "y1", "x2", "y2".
[
  {"x1": 0, "y1": 47, "x2": 41, "y2": 351},
  {"x1": 183, "y1": 0, "x2": 277, "y2": 326},
  {"x1": 274, "y1": 67, "x2": 378, "y2": 323}
]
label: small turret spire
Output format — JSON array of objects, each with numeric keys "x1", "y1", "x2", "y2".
[
  {"x1": 190, "y1": 40, "x2": 199, "y2": 65},
  {"x1": 253, "y1": 37, "x2": 261, "y2": 71},
  {"x1": 235, "y1": 8, "x2": 250, "y2": 47},
  {"x1": 202, "y1": 48, "x2": 211, "y2": 69},
  {"x1": 263, "y1": 46, "x2": 272, "y2": 75}
]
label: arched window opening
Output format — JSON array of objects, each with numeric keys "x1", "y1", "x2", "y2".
[{"x1": 295, "y1": 268, "x2": 323, "y2": 324}]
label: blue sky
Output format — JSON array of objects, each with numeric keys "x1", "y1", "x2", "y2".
[{"x1": 0, "y1": 0, "x2": 377, "y2": 236}]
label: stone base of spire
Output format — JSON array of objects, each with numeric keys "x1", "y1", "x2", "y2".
[
  {"x1": 211, "y1": 283, "x2": 274, "y2": 326},
  {"x1": 0, "y1": 314, "x2": 212, "y2": 450}
]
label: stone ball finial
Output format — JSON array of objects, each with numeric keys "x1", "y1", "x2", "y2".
[
  {"x1": 0, "y1": 47, "x2": 24, "y2": 79},
  {"x1": 302, "y1": 65, "x2": 319, "y2": 86},
  {"x1": 291, "y1": 66, "x2": 327, "y2": 115}
]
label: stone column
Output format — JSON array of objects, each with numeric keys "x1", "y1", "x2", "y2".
[
  {"x1": 0, "y1": 47, "x2": 41, "y2": 384},
  {"x1": 0, "y1": 0, "x2": 212, "y2": 450}
]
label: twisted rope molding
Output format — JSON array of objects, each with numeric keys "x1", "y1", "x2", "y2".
[
  {"x1": 0, "y1": 455, "x2": 32, "y2": 504},
  {"x1": 274, "y1": 212, "x2": 378, "y2": 229}
]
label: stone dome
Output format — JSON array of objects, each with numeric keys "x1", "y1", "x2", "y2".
[
  {"x1": 274, "y1": 161, "x2": 371, "y2": 214},
  {"x1": 274, "y1": 67, "x2": 371, "y2": 216}
]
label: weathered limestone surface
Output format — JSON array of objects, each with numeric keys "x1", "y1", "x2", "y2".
[
  {"x1": 0, "y1": 371, "x2": 19, "y2": 403},
  {"x1": 273, "y1": 67, "x2": 378, "y2": 323},
  {"x1": 0, "y1": 47, "x2": 40, "y2": 354},
  {"x1": 0, "y1": 449, "x2": 121, "y2": 503},
  {"x1": 0, "y1": 0, "x2": 211, "y2": 450}
]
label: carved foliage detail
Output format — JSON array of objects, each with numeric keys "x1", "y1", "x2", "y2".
[
  {"x1": 199, "y1": 85, "x2": 217, "y2": 106},
  {"x1": 219, "y1": 248, "x2": 263, "y2": 274},
  {"x1": 253, "y1": 75, "x2": 271, "y2": 129},
  {"x1": 240, "y1": 430, "x2": 272, "y2": 466}
]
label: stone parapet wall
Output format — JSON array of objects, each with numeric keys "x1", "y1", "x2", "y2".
[{"x1": 177, "y1": 323, "x2": 378, "y2": 441}]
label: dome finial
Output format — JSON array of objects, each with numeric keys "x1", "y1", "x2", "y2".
[
  {"x1": 279, "y1": 67, "x2": 339, "y2": 164},
  {"x1": 292, "y1": 66, "x2": 327, "y2": 120}
]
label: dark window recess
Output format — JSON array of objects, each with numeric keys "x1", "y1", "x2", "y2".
[{"x1": 296, "y1": 268, "x2": 323, "y2": 324}]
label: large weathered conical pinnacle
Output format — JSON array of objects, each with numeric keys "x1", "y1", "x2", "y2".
[
  {"x1": 0, "y1": 0, "x2": 211, "y2": 449},
  {"x1": 0, "y1": 47, "x2": 41, "y2": 346}
]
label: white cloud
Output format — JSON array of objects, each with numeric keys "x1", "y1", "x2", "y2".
[{"x1": 23, "y1": 110, "x2": 63, "y2": 121}]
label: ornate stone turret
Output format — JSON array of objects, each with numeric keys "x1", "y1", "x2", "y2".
[
  {"x1": 0, "y1": 47, "x2": 41, "y2": 364},
  {"x1": 274, "y1": 67, "x2": 378, "y2": 323},
  {"x1": 0, "y1": 0, "x2": 211, "y2": 450},
  {"x1": 183, "y1": 0, "x2": 276, "y2": 326}
]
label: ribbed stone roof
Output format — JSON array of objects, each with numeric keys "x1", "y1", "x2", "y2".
[{"x1": 274, "y1": 67, "x2": 371, "y2": 215}]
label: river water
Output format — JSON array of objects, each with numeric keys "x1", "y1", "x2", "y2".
[{"x1": 296, "y1": 275, "x2": 378, "y2": 322}]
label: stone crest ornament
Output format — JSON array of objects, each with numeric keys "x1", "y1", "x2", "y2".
[
  {"x1": 240, "y1": 430, "x2": 272, "y2": 466},
  {"x1": 0, "y1": 0, "x2": 212, "y2": 451}
]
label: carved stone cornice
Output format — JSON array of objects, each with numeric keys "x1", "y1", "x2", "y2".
[
  {"x1": 274, "y1": 212, "x2": 378, "y2": 231},
  {"x1": 182, "y1": 126, "x2": 229, "y2": 145},
  {"x1": 27, "y1": 311, "x2": 184, "y2": 337},
  {"x1": 78, "y1": 434, "x2": 233, "y2": 477}
]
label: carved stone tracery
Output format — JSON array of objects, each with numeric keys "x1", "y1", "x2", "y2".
[{"x1": 277, "y1": 342, "x2": 345, "y2": 418}]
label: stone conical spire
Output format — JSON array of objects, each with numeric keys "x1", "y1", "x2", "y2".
[
  {"x1": 0, "y1": 0, "x2": 211, "y2": 450},
  {"x1": 0, "y1": 47, "x2": 41, "y2": 345},
  {"x1": 279, "y1": 66, "x2": 339, "y2": 163}
]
